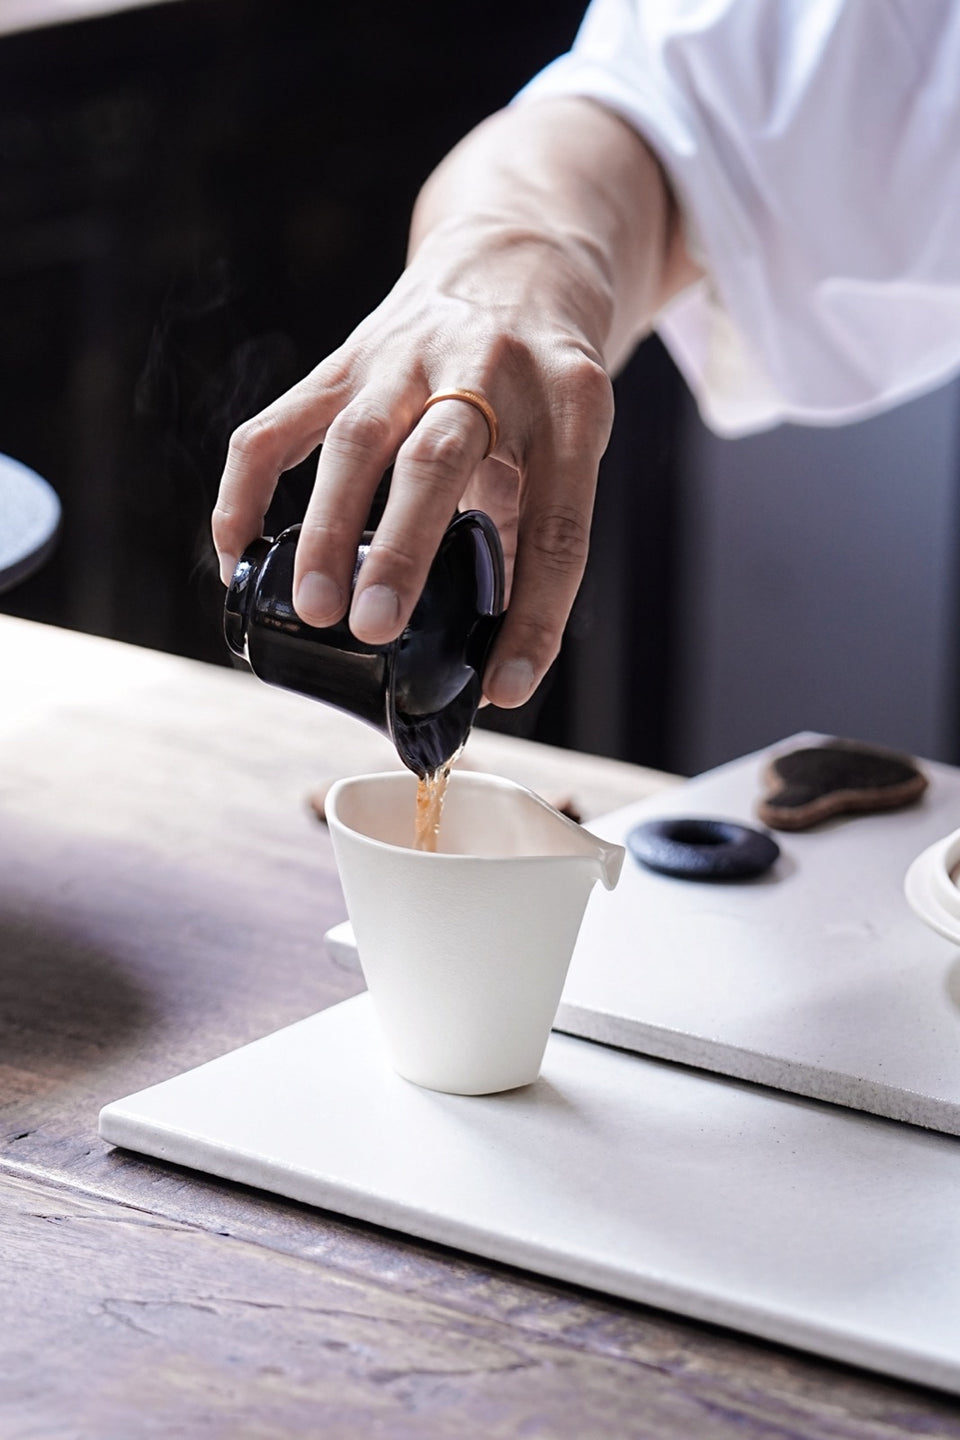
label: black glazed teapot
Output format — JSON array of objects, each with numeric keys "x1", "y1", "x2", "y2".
[{"x1": 224, "y1": 510, "x2": 505, "y2": 776}]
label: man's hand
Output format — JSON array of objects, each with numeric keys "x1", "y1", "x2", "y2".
[{"x1": 212, "y1": 98, "x2": 699, "y2": 708}]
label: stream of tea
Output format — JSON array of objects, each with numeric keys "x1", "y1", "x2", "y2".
[{"x1": 414, "y1": 763, "x2": 452, "y2": 853}]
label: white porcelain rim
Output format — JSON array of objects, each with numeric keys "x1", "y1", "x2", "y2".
[{"x1": 904, "y1": 828, "x2": 960, "y2": 944}]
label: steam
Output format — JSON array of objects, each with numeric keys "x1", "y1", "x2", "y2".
[{"x1": 135, "y1": 260, "x2": 307, "y2": 606}]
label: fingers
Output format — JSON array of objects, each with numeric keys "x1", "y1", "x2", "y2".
[
  {"x1": 484, "y1": 485, "x2": 594, "y2": 709},
  {"x1": 342, "y1": 396, "x2": 492, "y2": 641},
  {"x1": 482, "y1": 364, "x2": 613, "y2": 708},
  {"x1": 213, "y1": 365, "x2": 496, "y2": 639},
  {"x1": 292, "y1": 383, "x2": 420, "y2": 627},
  {"x1": 211, "y1": 362, "x2": 349, "y2": 585},
  {"x1": 213, "y1": 320, "x2": 612, "y2": 717}
]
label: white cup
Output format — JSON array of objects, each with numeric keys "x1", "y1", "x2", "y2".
[{"x1": 325, "y1": 770, "x2": 624, "y2": 1095}]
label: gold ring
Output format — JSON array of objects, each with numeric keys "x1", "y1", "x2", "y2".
[{"x1": 421, "y1": 388, "x2": 499, "y2": 459}]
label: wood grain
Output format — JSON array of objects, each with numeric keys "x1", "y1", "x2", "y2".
[
  {"x1": 1, "y1": 616, "x2": 958, "y2": 1436},
  {"x1": 4, "y1": 1170, "x2": 960, "y2": 1440}
]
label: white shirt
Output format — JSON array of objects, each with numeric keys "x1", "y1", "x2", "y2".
[{"x1": 516, "y1": 0, "x2": 960, "y2": 435}]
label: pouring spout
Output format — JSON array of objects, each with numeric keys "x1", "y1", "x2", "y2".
[{"x1": 594, "y1": 836, "x2": 626, "y2": 891}]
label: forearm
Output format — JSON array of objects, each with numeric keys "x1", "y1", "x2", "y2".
[{"x1": 409, "y1": 96, "x2": 700, "y2": 374}]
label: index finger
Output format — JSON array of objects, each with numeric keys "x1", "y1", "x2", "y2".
[{"x1": 211, "y1": 365, "x2": 346, "y2": 583}]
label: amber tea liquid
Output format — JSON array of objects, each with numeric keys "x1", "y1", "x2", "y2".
[{"x1": 414, "y1": 764, "x2": 452, "y2": 853}]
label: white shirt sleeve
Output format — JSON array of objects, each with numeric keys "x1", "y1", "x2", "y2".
[{"x1": 515, "y1": 0, "x2": 960, "y2": 435}]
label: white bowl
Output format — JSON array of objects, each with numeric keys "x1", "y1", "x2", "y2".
[{"x1": 904, "y1": 826, "x2": 960, "y2": 944}]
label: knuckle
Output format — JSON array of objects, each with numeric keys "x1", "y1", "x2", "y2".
[
  {"x1": 362, "y1": 534, "x2": 425, "y2": 598},
  {"x1": 210, "y1": 503, "x2": 234, "y2": 541},
  {"x1": 489, "y1": 331, "x2": 536, "y2": 380},
  {"x1": 298, "y1": 513, "x2": 356, "y2": 551},
  {"x1": 325, "y1": 401, "x2": 394, "y2": 460},
  {"x1": 227, "y1": 413, "x2": 278, "y2": 467},
  {"x1": 211, "y1": 499, "x2": 250, "y2": 550},
  {"x1": 401, "y1": 423, "x2": 474, "y2": 486},
  {"x1": 492, "y1": 333, "x2": 613, "y2": 412},
  {"x1": 527, "y1": 504, "x2": 591, "y2": 576},
  {"x1": 210, "y1": 497, "x2": 235, "y2": 528},
  {"x1": 553, "y1": 352, "x2": 615, "y2": 434}
]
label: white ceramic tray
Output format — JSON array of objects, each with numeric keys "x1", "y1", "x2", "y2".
[
  {"x1": 100, "y1": 993, "x2": 960, "y2": 1395},
  {"x1": 327, "y1": 734, "x2": 960, "y2": 1133}
]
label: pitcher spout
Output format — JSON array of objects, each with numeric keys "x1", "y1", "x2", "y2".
[{"x1": 593, "y1": 836, "x2": 625, "y2": 891}]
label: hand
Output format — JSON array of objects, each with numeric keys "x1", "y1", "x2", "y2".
[
  {"x1": 212, "y1": 227, "x2": 614, "y2": 709},
  {"x1": 212, "y1": 99, "x2": 697, "y2": 707}
]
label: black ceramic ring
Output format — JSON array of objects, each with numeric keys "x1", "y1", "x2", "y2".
[{"x1": 627, "y1": 816, "x2": 780, "y2": 881}]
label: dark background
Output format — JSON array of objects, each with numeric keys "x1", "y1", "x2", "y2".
[{"x1": 0, "y1": 0, "x2": 685, "y2": 769}]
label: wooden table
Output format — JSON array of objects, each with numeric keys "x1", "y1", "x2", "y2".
[{"x1": 2, "y1": 614, "x2": 959, "y2": 1438}]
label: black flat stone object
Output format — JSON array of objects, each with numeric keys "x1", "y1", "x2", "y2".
[
  {"x1": 627, "y1": 816, "x2": 780, "y2": 881},
  {"x1": 758, "y1": 738, "x2": 928, "y2": 831}
]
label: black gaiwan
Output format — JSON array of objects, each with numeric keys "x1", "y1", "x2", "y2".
[{"x1": 224, "y1": 510, "x2": 505, "y2": 776}]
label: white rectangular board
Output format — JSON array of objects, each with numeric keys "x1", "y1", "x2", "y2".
[
  {"x1": 100, "y1": 994, "x2": 960, "y2": 1396},
  {"x1": 557, "y1": 734, "x2": 960, "y2": 1133}
]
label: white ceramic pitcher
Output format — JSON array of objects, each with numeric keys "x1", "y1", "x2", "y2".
[{"x1": 325, "y1": 770, "x2": 624, "y2": 1095}]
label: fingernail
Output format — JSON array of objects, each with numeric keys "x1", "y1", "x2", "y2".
[
  {"x1": 295, "y1": 571, "x2": 344, "y2": 624},
  {"x1": 351, "y1": 583, "x2": 400, "y2": 639},
  {"x1": 487, "y1": 658, "x2": 535, "y2": 708},
  {"x1": 219, "y1": 553, "x2": 239, "y2": 587}
]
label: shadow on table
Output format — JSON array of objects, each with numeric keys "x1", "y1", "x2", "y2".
[{"x1": 0, "y1": 906, "x2": 156, "y2": 1077}]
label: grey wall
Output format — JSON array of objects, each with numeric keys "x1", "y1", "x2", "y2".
[{"x1": 668, "y1": 378, "x2": 960, "y2": 775}]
